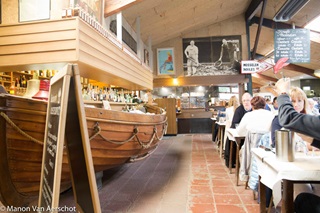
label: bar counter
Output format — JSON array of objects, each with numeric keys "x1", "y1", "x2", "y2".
[{"x1": 177, "y1": 107, "x2": 224, "y2": 134}]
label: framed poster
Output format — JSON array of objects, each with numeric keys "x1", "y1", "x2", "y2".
[
  {"x1": 157, "y1": 48, "x2": 175, "y2": 75},
  {"x1": 183, "y1": 36, "x2": 242, "y2": 76},
  {"x1": 19, "y1": 0, "x2": 50, "y2": 22}
]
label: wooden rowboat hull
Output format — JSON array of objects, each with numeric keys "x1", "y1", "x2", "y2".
[{"x1": 0, "y1": 94, "x2": 167, "y2": 207}]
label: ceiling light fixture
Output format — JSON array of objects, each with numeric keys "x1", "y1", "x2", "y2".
[
  {"x1": 314, "y1": 69, "x2": 320, "y2": 78},
  {"x1": 173, "y1": 78, "x2": 178, "y2": 85},
  {"x1": 273, "y1": 0, "x2": 310, "y2": 22}
]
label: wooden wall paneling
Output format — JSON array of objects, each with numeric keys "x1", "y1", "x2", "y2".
[
  {"x1": 0, "y1": 18, "x2": 153, "y2": 90},
  {"x1": 77, "y1": 20, "x2": 153, "y2": 90}
]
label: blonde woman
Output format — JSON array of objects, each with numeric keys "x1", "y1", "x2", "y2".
[
  {"x1": 284, "y1": 87, "x2": 318, "y2": 200},
  {"x1": 223, "y1": 95, "x2": 240, "y2": 148},
  {"x1": 290, "y1": 86, "x2": 311, "y2": 115},
  {"x1": 226, "y1": 95, "x2": 240, "y2": 122}
]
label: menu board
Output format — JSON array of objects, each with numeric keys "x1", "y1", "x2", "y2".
[
  {"x1": 38, "y1": 64, "x2": 101, "y2": 212},
  {"x1": 274, "y1": 29, "x2": 310, "y2": 63},
  {"x1": 39, "y1": 67, "x2": 70, "y2": 212}
]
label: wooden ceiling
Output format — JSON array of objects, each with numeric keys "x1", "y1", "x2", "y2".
[{"x1": 118, "y1": 0, "x2": 320, "y2": 89}]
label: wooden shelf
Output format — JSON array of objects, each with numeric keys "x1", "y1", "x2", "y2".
[{"x1": 0, "y1": 74, "x2": 11, "y2": 78}]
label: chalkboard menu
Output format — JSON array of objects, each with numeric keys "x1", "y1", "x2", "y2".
[
  {"x1": 38, "y1": 64, "x2": 100, "y2": 212},
  {"x1": 39, "y1": 68, "x2": 69, "y2": 212},
  {"x1": 274, "y1": 29, "x2": 310, "y2": 63}
]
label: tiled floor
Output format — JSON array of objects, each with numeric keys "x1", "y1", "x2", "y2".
[
  {"x1": 188, "y1": 134, "x2": 259, "y2": 213},
  {"x1": 0, "y1": 134, "x2": 260, "y2": 212}
]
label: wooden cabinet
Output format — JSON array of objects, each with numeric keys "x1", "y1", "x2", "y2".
[{"x1": 154, "y1": 98, "x2": 177, "y2": 135}]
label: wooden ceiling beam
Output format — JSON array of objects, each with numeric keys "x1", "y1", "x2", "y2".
[
  {"x1": 253, "y1": 73, "x2": 278, "y2": 82},
  {"x1": 104, "y1": 0, "x2": 143, "y2": 17},
  {"x1": 245, "y1": 0, "x2": 263, "y2": 21},
  {"x1": 252, "y1": 82, "x2": 264, "y2": 88},
  {"x1": 249, "y1": 16, "x2": 302, "y2": 29},
  {"x1": 285, "y1": 64, "x2": 317, "y2": 78},
  {"x1": 251, "y1": 0, "x2": 267, "y2": 60}
]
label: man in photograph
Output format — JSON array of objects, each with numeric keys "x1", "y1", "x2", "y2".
[
  {"x1": 217, "y1": 39, "x2": 240, "y2": 69},
  {"x1": 184, "y1": 40, "x2": 199, "y2": 76}
]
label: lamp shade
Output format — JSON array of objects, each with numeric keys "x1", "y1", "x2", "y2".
[{"x1": 32, "y1": 79, "x2": 50, "y2": 100}]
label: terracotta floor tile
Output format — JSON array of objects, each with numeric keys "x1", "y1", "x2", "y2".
[
  {"x1": 239, "y1": 191, "x2": 259, "y2": 205},
  {"x1": 245, "y1": 204, "x2": 261, "y2": 213},
  {"x1": 212, "y1": 186, "x2": 237, "y2": 195},
  {"x1": 236, "y1": 187, "x2": 256, "y2": 195},
  {"x1": 210, "y1": 173, "x2": 231, "y2": 180},
  {"x1": 211, "y1": 179, "x2": 234, "y2": 187},
  {"x1": 189, "y1": 194, "x2": 215, "y2": 204},
  {"x1": 190, "y1": 185, "x2": 213, "y2": 195},
  {"x1": 192, "y1": 172, "x2": 210, "y2": 180},
  {"x1": 207, "y1": 165, "x2": 228, "y2": 171},
  {"x1": 191, "y1": 178, "x2": 211, "y2": 185},
  {"x1": 214, "y1": 194, "x2": 242, "y2": 204},
  {"x1": 215, "y1": 204, "x2": 247, "y2": 213},
  {"x1": 188, "y1": 203, "x2": 217, "y2": 213}
]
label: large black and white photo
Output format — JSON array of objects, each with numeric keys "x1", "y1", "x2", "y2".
[{"x1": 183, "y1": 36, "x2": 242, "y2": 76}]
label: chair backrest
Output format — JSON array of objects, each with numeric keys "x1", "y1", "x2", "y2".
[
  {"x1": 248, "y1": 132, "x2": 271, "y2": 191},
  {"x1": 239, "y1": 130, "x2": 269, "y2": 182}
]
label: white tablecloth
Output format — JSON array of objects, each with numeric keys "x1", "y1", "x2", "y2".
[{"x1": 252, "y1": 148, "x2": 320, "y2": 206}]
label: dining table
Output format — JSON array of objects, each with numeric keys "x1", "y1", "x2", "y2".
[
  {"x1": 226, "y1": 128, "x2": 245, "y2": 185},
  {"x1": 252, "y1": 147, "x2": 320, "y2": 213}
]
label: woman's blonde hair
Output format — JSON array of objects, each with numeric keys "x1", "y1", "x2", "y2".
[
  {"x1": 228, "y1": 95, "x2": 240, "y2": 112},
  {"x1": 290, "y1": 86, "x2": 310, "y2": 114}
]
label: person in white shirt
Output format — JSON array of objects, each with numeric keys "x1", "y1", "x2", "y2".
[{"x1": 236, "y1": 96, "x2": 274, "y2": 137}]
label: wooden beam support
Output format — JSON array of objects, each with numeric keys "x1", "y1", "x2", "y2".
[
  {"x1": 252, "y1": 82, "x2": 264, "y2": 88},
  {"x1": 245, "y1": 0, "x2": 263, "y2": 21},
  {"x1": 285, "y1": 64, "x2": 317, "y2": 78},
  {"x1": 251, "y1": 0, "x2": 268, "y2": 60},
  {"x1": 253, "y1": 73, "x2": 278, "y2": 82},
  {"x1": 250, "y1": 16, "x2": 302, "y2": 29},
  {"x1": 104, "y1": 0, "x2": 143, "y2": 17}
]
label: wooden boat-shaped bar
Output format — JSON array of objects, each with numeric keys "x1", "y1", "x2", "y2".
[
  {"x1": 0, "y1": 16, "x2": 163, "y2": 208},
  {"x1": 0, "y1": 94, "x2": 167, "y2": 207}
]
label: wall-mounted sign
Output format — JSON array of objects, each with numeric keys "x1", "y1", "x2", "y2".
[
  {"x1": 274, "y1": 29, "x2": 310, "y2": 63},
  {"x1": 241, "y1": 60, "x2": 260, "y2": 74}
]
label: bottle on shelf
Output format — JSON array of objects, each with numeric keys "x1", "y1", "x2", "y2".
[
  {"x1": 21, "y1": 75, "x2": 27, "y2": 88},
  {"x1": 9, "y1": 81, "x2": 15, "y2": 95},
  {"x1": 15, "y1": 78, "x2": 20, "y2": 87}
]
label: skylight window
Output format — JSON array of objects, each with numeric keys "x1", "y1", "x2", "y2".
[{"x1": 305, "y1": 15, "x2": 320, "y2": 33}]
